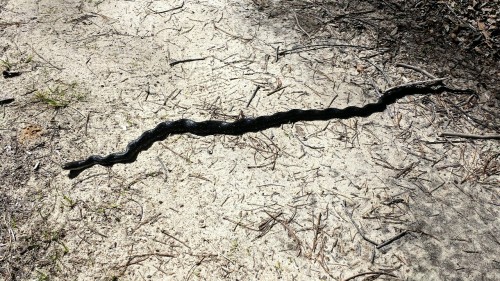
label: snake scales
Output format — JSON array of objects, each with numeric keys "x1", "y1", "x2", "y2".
[{"x1": 63, "y1": 79, "x2": 470, "y2": 178}]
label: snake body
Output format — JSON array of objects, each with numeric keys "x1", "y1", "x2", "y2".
[{"x1": 63, "y1": 80, "x2": 468, "y2": 178}]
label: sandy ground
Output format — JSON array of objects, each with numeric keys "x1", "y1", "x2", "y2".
[{"x1": 1, "y1": 0, "x2": 499, "y2": 280}]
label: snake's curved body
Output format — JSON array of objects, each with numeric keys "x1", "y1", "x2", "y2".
[{"x1": 63, "y1": 80, "x2": 468, "y2": 178}]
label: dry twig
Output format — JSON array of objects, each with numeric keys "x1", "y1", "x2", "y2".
[
  {"x1": 344, "y1": 271, "x2": 397, "y2": 281},
  {"x1": 147, "y1": 1, "x2": 185, "y2": 14},
  {"x1": 396, "y1": 63, "x2": 437, "y2": 79},
  {"x1": 439, "y1": 132, "x2": 500, "y2": 140}
]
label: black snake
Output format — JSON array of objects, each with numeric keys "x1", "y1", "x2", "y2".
[{"x1": 63, "y1": 79, "x2": 470, "y2": 178}]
